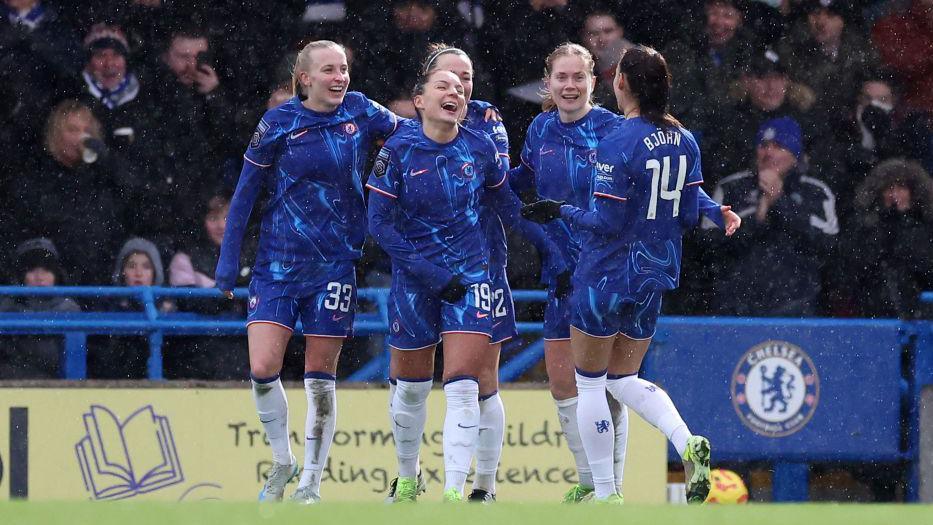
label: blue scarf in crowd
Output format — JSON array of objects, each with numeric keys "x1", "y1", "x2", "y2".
[{"x1": 82, "y1": 70, "x2": 141, "y2": 110}]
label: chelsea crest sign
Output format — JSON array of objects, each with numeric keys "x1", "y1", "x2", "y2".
[{"x1": 731, "y1": 340, "x2": 819, "y2": 438}]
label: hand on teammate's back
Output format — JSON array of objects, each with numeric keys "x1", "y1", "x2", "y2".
[{"x1": 521, "y1": 200, "x2": 564, "y2": 223}]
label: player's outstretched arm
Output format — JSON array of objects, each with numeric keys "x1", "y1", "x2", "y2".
[{"x1": 215, "y1": 160, "x2": 264, "y2": 297}]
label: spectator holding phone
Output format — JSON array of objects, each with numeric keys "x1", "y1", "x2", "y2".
[{"x1": 145, "y1": 25, "x2": 235, "y2": 246}]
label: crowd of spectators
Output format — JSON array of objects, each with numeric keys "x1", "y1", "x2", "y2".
[{"x1": 1, "y1": 0, "x2": 931, "y2": 379}]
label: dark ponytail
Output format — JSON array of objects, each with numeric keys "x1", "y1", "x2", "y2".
[{"x1": 617, "y1": 46, "x2": 682, "y2": 129}]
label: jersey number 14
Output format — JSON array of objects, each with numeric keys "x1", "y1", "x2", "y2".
[{"x1": 646, "y1": 155, "x2": 687, "y2": 220}]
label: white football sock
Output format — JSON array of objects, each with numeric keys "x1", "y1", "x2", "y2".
[
  {"x1": 251, "y1": 374, "x2": 293, "y2": 465},
  {"x1": 297, "y1": 373, "x2": 337, "y2": 492},
  {"x1": 607, "y1": 381, "x2": 629, "y2": 490},
  {"x1": 443, "y1": 377, "x2": 480, "y2": 494},
  {"x1": 555, "y1": 396, "x2": 593, "y2": 488},
  {"x1": 607, "y1": 375, "x2": 690, "y2": 456},
  {"x1": 391, "y1": 378, "x2": 432, "y2": 478},
  {"x1": 473, "y1": 392, "x2": 505, "y2": 494},
  {"x1": 575, "y1": 371, "x2": 615, "y2": 499}
]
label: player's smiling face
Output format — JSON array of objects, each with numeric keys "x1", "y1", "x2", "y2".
[
  {"x1": 433, "y1": 53, "x2": 474, "y2": 103},
  {"x1": 302, "y1": 46, "x2": 349, "y2": 112},
  {"x1": 415, "y1": 70, "x2": 465, "y2": 126},
  {"x1": 546, "y1": 55, "x2": 594, "y2": 119}
]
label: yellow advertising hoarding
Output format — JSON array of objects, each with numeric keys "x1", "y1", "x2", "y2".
[{"x1": 0, "y1": 387, "x2": 665, "y2": 502}]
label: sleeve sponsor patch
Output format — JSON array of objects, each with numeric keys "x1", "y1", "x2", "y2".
[
  {"x1": 250, "y1": 119, "x2": 270, "y2": 149},
  {"x1": 373, "y1": 147, "x2": 391, "y2": 177}
]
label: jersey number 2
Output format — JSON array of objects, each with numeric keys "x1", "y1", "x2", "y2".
[{"x1": 646, "y1": 155, "x2": 687, "y2": 219}]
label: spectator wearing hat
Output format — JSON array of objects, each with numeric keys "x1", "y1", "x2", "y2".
[
  {"x1": 75, "y1": 24, "x2": 156, "y2": 209},
  {"x1": 701, "y1": 117, "x2": 839, "y2": 317},
  {"x1": 11, "y1": 99, "x2": 124, "y2": 284},
  {"x1": 712, "y1": 47, "x2": 814, "y2": 180},
  {"x1": 0, "y1": 238, "x2": 80, "y2": 379},
  {"x1": 664, "y1": 0, "x2": 756, "y2": 181},
  {"x1": 779, "y1": 0, "x2": 879, "y2": 189}
]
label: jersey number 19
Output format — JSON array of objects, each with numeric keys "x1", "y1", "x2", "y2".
[{"x1": 646, "y1": 155, "x2": 687, "y2": 219}]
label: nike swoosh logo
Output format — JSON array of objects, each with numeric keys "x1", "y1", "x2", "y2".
[
  {"x1": 306, "y1": 436, "x2": 320, "y2": 441},
  {"x1": 457, "y1": 423, "x2": 478, "y2": 429},
  {"x1": 476, "y1": 312, "x2": 489, "y2": 319},
  {"x1": 540, "y1": 148, "x2": 554, "y2": 155},
  {"x1": 409, "y1": 168, "x2": 429, "y2": 177},
  {"x1": 289, "y1": 129, "x2": 308, "y2": 140},
  {"x1": 393, "y1": 417, "x2": 410, "y2": 429},
  {"x1": 259, "y1": 418, "x2": 276, "y2": 424},
  {"x1": 332, "y1": 314, "x2": 345, "y2": 321}
]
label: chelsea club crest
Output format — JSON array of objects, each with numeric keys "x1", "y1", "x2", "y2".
[{"x1": 731, "y1": 340, "x2": 819, "y2": 438}]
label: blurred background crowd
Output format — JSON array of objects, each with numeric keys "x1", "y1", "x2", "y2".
[{"x1": 0, "y1": 0, "x2": 931, "y2": 380}]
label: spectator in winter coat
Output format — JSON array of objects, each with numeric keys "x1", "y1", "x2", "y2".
[
  {"x1": 0, "y1": 238, "x2": 80, "y2": 379},
  {"x1": 11, "y1": 99, "x2": 123, "y2": 284},
  {"x1": 664, "y1": 0, "x2": 756, "y2": 182},
  {"x1": 712, "y1": 47, "x2": 814, "y2": 182},
  {"x1": 166, "y1": 192, "x2": 250, "y2": 380},
  {"x1": 87, "y1": 237, "x2": 170, "y2": 379},
  {"x1": 838, "y1": 158, "x2": 933, "y2": 319},
  {"x1": 0, "y1": 0, "x2": 82, "y2": 154},
  {"x1": 144, "y1": 25, "x2": 237, "y2": 246},
  {"x1": 703, "y1": 117, "x2": 839, "y2": 316}
]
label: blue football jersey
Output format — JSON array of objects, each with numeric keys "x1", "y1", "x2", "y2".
[
  {"x1": 242, "y1": 93, "x2": 398, "y2": 279},
  {"x1": 516, "y1": 106, "x2": 620, "y2": 266},
  {"x1": 562, "y1": 117, "x2": 703, "y2": 294},
  {"x1": 465, "y1": 100, "x2": 511, "y2": 268},
  {"x1": 365, "y1": 124, "x2": 507, "y2": 284}
]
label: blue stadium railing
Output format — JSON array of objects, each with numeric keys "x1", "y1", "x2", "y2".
[{"x1": 1, "y1": 285, "x2": 932, "y2": 502}]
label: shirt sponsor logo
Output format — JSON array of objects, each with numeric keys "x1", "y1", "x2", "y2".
[
  {"x1": 596, "y1": 161, "x2": 615, "y2": 174},
  {"x1": 732, "y1": 340, "x2": 819, "y2": 438}
]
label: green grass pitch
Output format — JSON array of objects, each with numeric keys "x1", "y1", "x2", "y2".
[{"x1": 2, "y1": 502, "x2": 931, "y2": 525}]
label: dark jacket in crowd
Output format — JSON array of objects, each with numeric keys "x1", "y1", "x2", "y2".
[
  {"x1": 12, "y1": 154, "x2": 124, "y2": 284},
  {"x1": 0, "y1": 238, "x2": 81, "y2": 379},
  {"x1": 703, "y1": 168, "x2": 840, "y2": 316},
  {"x1": 0, "y1": 2, "x2": 82, "y2": 150}
]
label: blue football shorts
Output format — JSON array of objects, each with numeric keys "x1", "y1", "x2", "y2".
[
  {"x1": 489, "y1": 265, "x2": 518, "y2": 344},
  {"x1": 570, "y1": 285, "x2": 663, "y2": 340},
  {"x1": 387, "y1": 274, "x2": 493, "y2": 350},
  {"x1": 246, "y1": 260, "x2": 356, "y2": 337}
]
